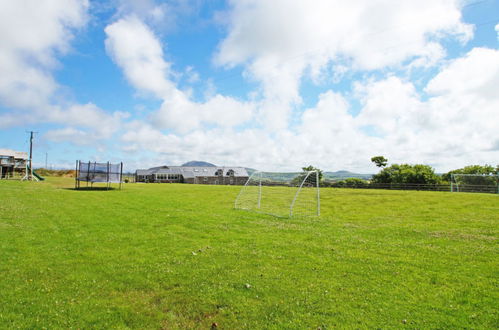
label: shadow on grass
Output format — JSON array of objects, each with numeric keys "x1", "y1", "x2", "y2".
[{"x1": 63, "y1": 187, "x2": 120, "y2": 191}]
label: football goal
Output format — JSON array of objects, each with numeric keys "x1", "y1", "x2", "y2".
[
  {"x1": 234, "y1": 170, "x2": 320, "y2": 217},
  {"x1": 450, "y1": 174, "x2": 499, "y2": 194}
]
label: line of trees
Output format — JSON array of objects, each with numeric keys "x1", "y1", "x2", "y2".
[
  {"x1": 302, "y1": 158, "x2": 498, "y2": 187},
  {"x1": 368, "y1": 156, "x2": 498, "y2": 185}
]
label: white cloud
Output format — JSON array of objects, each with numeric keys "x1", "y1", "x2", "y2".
[
  {"x1": 0, "y1": 0, "x2": 128, "y2": 146},
  {"x1": 185, "y1": 66, "x2": 200, "y2": 83},
  {"x1": 45, "y1": 128, "x2": 95, "y2": 145},
  {"x1": 45, "y1": 103, "x2": 129, "y2": 142},
  {"x1": 355, "y1": 76, "x2": 426, "y2": 134},
  {"x1": 5, "y1": 1, "x2": 493, "y2": 172},
  {"x1": 114, "y1": 0, "x2": 202, "y2": 32},
  {"x1": 150, "y1": 93, "x2": 255, "y2": 134},
  {"x1": 0, "y1": 0, "x2": 88, "y2": 110},
  {"x1": 426, "y1": 48, "x2": 499, "y2": 99},
  {"x1": 214, "y1": 0, "x2": 473, "y2": 128},
  {"x1": 105, "y1": 16, "x2": 176, "y2": 99},
  {"x1": 105, "y1": 15, "x2": 256, "y2": 133},
  {"x1": 105, "y1": 1, "x2": 497, "y2": 172},
  {"x1": 352, "y1": 48, "x2": 499, "y2": 169},
  {"x1": 124, "y1": 47, "x2": 499, "y2": 172}
]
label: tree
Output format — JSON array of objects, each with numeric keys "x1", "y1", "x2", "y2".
[
  {"x1": 371, "y1": 164, "x2": 441, "y2": 184},
  {"x1": 442, "y1": 164, "x2": 498, "y2": 182},
  {"x1": 371, "y1": 156, "x2": 388, "y2": 168},
  {"x1": 291, "y1": 165, "x2": 323, "y2": 186},
  {"x1": 335, "y1": 177, "x2": 369, "y2": 188},
  {"x1": 302, "y1": 165, "x2": 323, "y2": 181}
]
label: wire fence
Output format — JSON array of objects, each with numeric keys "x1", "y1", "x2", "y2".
[{"x1": 324, "y1": 181, "x2": 499, "y2": 194}]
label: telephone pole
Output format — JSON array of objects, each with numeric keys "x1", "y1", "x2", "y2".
[
  {"x1": 22, "y1": 131, "x2": 38, "y2": 181},
  {"x1": 29, "y1": 131, "x2": 34, "y2": 180}
]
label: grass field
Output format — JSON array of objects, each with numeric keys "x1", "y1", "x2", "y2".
[{"x1": 1, "y1": 178, "x2": 498, "y2": 328}]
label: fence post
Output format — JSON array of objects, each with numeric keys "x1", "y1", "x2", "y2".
[
  {"x1": 257, "y1": 172, "x2": 262, "y2": 209},
  {"x1": 316, "y1": 170, "x2": 320, "y2": 216}
]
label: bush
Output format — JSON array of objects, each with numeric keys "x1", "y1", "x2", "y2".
[
  {"x1": 372, "y1": 164, "x2": 441, "y2": 185},
  {"x1": 329, "y1": 178, "x2": 369, "y2": 188},
  {"x1": 341, "y1": 178, "x2": 369, "y2": 188},
  {"x1": 442, "y1": 165, "x2": 498, "y2": 182}
]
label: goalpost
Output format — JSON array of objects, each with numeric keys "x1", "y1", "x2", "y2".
[
  {"x1": 235, "y1": 170, "x2": 320, "y2": 217},
  {"x1": 450, "y1": 174, "x2": 499, "y2": 194}
]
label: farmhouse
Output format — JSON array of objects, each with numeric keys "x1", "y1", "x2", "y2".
[
  {"x1": 0, "y1": 149, "x2": 28, "y2": 179},
  {"x1": 135, "y1": 166, "x2": 249, "y2": 185}
]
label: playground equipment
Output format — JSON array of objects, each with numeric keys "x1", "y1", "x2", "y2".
[
  {"x1": 0, "y1": 149, "x2": 29, "y2": 180},
  {"x1": 28, "y1": 166, "x2": 45, "y2": 181}
]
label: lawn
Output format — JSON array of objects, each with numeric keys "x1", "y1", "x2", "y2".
[{"x1": 0, "y1": 177, "x2": 497, "y2": 328}]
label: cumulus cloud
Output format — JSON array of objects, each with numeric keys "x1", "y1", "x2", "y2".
[
  {"x1": 0, "y1": 0, "x2": 128, "y2": 145},
  {"x1": 0, "y1": 0, "x2": 88, "y2": 110},
  {"x1": 214, "y1": 0, "x2": 473, "y2": 128},
  {"x1": 352, "y1": 48, "x2": 499, "y2": 168},
  {"x1": 114, "y1": 0, "x2": 202, "y2": 32},
  {"x1": 100, "y1": 1, "x2": 498, "y2": 172},
  {"x1": 6, "y1": 1, "x2": 491, "y2": 172},
  {"x1": 45, "y1": 128, "x2": 96, "y2": 145},
  {"x1": 43, "y1": 103, "x2": 130, "y2": 144},
  {"x1": 123, "y1": 47, "x2": 499, "y2": 172},
  {"x1": 105, "y1": 15, "x2": 256, "y2": 133},
  {"x1": 105, "y1": 16, "x2": 176, "y2": 99},
  {"x1": 426, "y1": 47, "x2": 499, "y2": 99}
]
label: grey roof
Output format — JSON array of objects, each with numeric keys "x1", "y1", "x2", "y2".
[
  {"x1": 0, "y1": 148, "x2": 28, "y2": 159},
  {"x1": 136, "y1": 166, "x2": 248, "y2": 177}
]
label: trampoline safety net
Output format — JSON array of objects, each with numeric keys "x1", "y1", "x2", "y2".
[{"x1": 76, "y1": 160, "x2": 123, "y2": 188}]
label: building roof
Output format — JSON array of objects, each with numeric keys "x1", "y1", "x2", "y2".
[
  {"x1": 136, "y1": 166, "x2": 249, "y2": 177},
  {"x1": 0, "y1": 148, "x2": 28, "y2": 159}
]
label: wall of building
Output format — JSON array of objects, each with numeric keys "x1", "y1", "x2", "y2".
[
  {"x1": 135, "y1": 174, "x2": 248, "y2": 185},
  {"x1": 193, "y1": 176, "x2": 248, "y2": 185}
]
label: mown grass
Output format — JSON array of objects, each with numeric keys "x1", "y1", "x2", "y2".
[{"x1": 0, "y1": 177, "x2": 497, "y2": 329}]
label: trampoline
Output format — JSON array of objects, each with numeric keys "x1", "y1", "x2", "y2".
[{"x1": 75, "y1": 160, "x2": 123, "y2": 189}]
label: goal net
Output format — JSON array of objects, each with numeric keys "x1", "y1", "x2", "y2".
[
  {"x1": 235, "y1": 170, "x2": 320, "y2": 217},
  {"x1": 450, "y1": 174, "x2": 499, "y2": 194}
]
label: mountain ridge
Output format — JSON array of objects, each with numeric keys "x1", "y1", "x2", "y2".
[{"x1": 181, "y1": 161, "x2": 216, "y2": 167}]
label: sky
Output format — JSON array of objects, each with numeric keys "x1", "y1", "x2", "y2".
[{"x1": 0, "y1": 0, "x2": 498, "y2": 173}]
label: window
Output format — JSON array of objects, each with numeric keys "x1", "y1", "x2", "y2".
[
  {"x1": 227, "y1": 169, "x2": 235, "y2": 176},
  {"x1": 215, "y1": 169, "x2": 223, "y2": 176}
]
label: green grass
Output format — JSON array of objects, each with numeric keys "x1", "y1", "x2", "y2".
[{"x1": 0, "y1": 178, "x2": 498, "y2": 329}]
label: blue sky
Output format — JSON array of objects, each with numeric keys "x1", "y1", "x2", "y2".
[{"x1": 0, "y1": 0, "x2": 498, "y2": 172}]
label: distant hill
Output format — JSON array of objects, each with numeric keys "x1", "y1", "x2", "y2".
[
  {"x1": 324, "y1": 170, "x2": 372, "y2": 180},
  {"x1": 182, "y1": 161, "x2": 216, "y2": 167}
]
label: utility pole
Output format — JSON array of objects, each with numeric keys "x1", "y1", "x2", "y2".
[
  {"x1": 29, "y1": 131, "x2": 34, "y2": 180},
  {"x1": 22, "y1": 131, "x2": 37, "y2": 181},
  {"x1": 45, "y1": 152, "x2": 48, "y2": 169}
]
